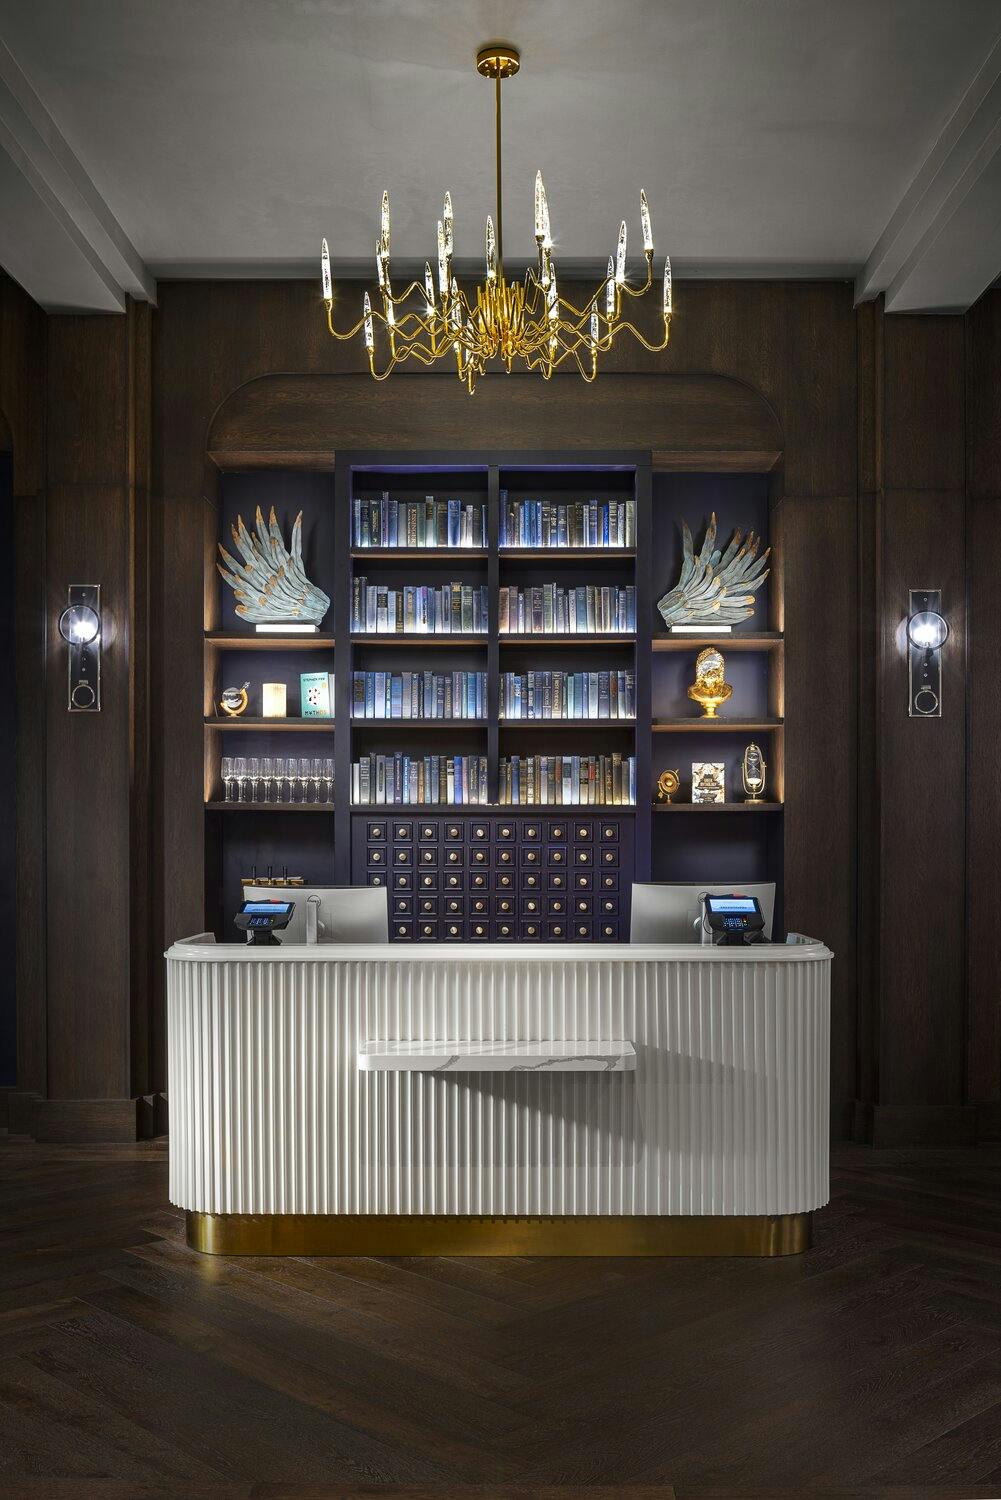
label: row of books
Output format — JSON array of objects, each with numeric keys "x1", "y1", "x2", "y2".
[
  {"x1": 351, "y1": 754, "x2": 488, "y2": 805},
  {"x1": 501, "y1": 671, "x2": 636, "y2": 721},
  {"x1": 499, "y1": 584, "x2": 636, "y2": 635},
  {"x1": 353, "y1": 494, "x2": 487, "y2": 549},
  {"x1": 351, "y1": 671, "x2": 487, "y2": 720},
  {"x1": 499, "y1": 496, "x2": 635, "y2": 549},
  {"x1": 499, "y1": 755, "x2": 636, "y2": 805},
  {"x1": 351, "y1": 579, "x2": 489, "y2": 635}
]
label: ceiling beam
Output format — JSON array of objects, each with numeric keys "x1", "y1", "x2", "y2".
[
  {"x1": 857, "y1": 33, "x2": 1001, "y2": 313},
  {"x1": 0, "y1": 39, "x2": 155, "y2": 311}
]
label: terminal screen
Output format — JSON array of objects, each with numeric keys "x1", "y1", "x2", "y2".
[
  {"x1": 706, "y1": 897, "x2": 758, "y2": 915},
  {"x1": 242, "y1": 901, "x2": 294, "y2": 917}
]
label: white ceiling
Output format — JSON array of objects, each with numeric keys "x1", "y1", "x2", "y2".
[{"x1": 0, "y1": 0, "x2": 999, "y2": 312}]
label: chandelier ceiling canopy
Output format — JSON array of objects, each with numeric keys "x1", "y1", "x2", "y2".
[{"x1": 320, "y1": 43, "x2": 673, "y2": 392}]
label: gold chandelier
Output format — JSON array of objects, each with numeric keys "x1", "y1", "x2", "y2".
[{"x1": 320, "y1": 43, "x2": 672, "y2": 392}]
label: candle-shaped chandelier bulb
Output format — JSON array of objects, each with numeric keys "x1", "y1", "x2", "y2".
[
  {"x1": 437, "y1": 221, "x2": 448, "y2": 296},
  {"x1": 320, "y1": 238, "x2": 332, "y2": 303},
  {"x1": 485, "y1": 215, "x2": 498, "y2": 281},
  {"x1": 535, "y1": 171, "x2": 551, "y2": 248},
  {"x1": 615, "y1": 221, "x2": 627, "y2": 284},
  {"x1": 640, "y1": 190, "x2": 653, "y2": 254},
  {"x1": 442, "y1": 192, "x2": 454, "y2": 257},
  {"x1": 320, "y1": 44, "x2": 673, "y2": 391}
]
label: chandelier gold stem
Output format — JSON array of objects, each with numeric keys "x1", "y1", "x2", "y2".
[{"x1": 320, "y1": 42, "x2": 672, "y2": 391}]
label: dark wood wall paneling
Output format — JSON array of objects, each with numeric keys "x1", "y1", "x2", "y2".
[
  {"x1": 153, "y1": 278, "x2": 860, "y2": 1137},
  {"x1": 8, "y1": 272, "x2": 994, "y2": 1143},
  {"x1": 37, "y1": 300, "x2": 153, "y2": 1141},
  {"x1": 966, "y1": 288, "x2": 1001, "y2": 1134},
  {"x1": 0, "y1": 272, "x2": 46, "y2": 1130}
]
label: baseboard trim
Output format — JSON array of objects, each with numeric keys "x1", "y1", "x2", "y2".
[
  {"x1": 186, "y1": 1210, "x2": 813, "y2": 1258},
  {"x1": 855, "y1": 1101, "x2": 978, "y2": 1148}
]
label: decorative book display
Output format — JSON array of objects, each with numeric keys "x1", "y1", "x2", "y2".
[
  {"x1": 352, "y1": 579, "x2": 488, "y2": 634},
  {"x1": 353, "y1": 493, "x2": 487, "y2": 548},
  {"x1": 499, "y1": 584, "x2": 636, "y2": 634},
  {"x1": 499, "y1": 754, "x2": 636, "y2": 805},
  {"x1": 300, "y1": 672, "x2": 335, "y2": 718},
  {"x1": 500, "y1": 496, "x2": 635, "y2": 548},
  {"x1": 352, "y1": 671, "x2": 487, "y2": 719},
  {"x1": 352, "y1": 754, "x2": 489, "y2": 805},
  {"x1": 502, "y1": 670, "x2": 635, "y2": 720},
  {"x1": 692, "y1": 762, "x2": 726, "y2": 804}
]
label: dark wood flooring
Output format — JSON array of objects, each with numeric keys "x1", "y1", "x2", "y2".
[{"x1": 2, "y1": 1138, "x2": 1001, "y2": 1499}]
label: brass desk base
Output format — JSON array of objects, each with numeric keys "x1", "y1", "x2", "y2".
[{"x1": 186, "y1": 1210, "x2": 811, "y2": 1257}]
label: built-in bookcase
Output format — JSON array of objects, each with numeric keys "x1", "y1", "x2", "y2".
[{"x1": 203, "y1": 453, "x2": 783, "y2": 941}]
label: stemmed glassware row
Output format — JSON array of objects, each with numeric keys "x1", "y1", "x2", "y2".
[{"x1": 220, "y1": 755, "x2": 334, "y2": 805}]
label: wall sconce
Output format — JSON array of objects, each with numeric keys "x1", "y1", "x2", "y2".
[
  {"x1": 907, "y1": 588, "x2": 948, "y2": 718},
  {"x1": 58, "y1": 584, "x2": 101, "y2": 711}
]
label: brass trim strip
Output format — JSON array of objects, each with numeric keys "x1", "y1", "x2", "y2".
[{"x1": 186, "y1": 1211, "x2": 811, "y2": 1257}]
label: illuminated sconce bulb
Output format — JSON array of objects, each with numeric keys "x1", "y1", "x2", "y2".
[
  {"x1": 380, "y1": 191, "x2": 391, "y2": 254},
  {"x1": 375, "y1": 241, "x2": 386, "y2": 290},
  {"x1": 535, "y1": 171, "x2": 551, "y2": 248},
  {"x1": 590, "y1": 310, "x2": 599, "y2": 344},
  {"x1": 449, "y1": 279, "x2": 462, "y2": 334},
  {"x1": 320, "y1": 238, "x2": 332, "y2": 302},
  {"x1": 424, "y1": 262, "x2": 435, "y2": 317},
  {"x1": 640, "y1": 190, "x2": 653, "y2": 254},
  {"x1": 540, "y1": 251, "x2": 550, "y2": 290},
  {"x1": 547, "y1": 270, "x2": 558, "y2": 322},
  {"x1": 363, "y1": 291, "x2": 374, "y2": 351},
  {"x1": 443, "y1": 192, "x2": 454, "y2": 257},
  {"x1": 386, "y1": 295, "x2": 395, "y2": 327},
  {"x1": 663, "y1": 255, "x2": 673, "y2": 317},
  {"x1": 485, "y1": 215, "x2": 497, "y2": 281},
  {"x1": 605, "y1": 256, "x2": 615, "y2": 317},
  {"x1": 437, "y1": 220, "x2": 448, "y2": 297},
  {"x1": 615, "y1": 221, "x2": 627, "y2": 284}
]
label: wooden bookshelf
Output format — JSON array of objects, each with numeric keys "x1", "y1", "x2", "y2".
[
  {"x1": 203, "y1": 453, "x2": 783, "y2": 939},
  {"x1": 204, "y1": 716, "x2": 333, "y2": 731}
]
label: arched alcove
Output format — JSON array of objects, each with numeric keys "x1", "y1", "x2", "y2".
[{"x1": 206, "y1": 370, "x2": 783, "y2": 471}]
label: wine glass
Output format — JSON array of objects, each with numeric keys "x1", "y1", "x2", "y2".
[
  {"x1": 233, "y1": 755, "x2": 248, "y2": 802},
  {"x1": 260, "y1": 756, "x2": 274, "y2": 804},
  {"x1": 311, "y1": 757, "x2": 324, "y2": 805},
  {"x1": 248, "y1": 756, "x2": 261, "y2": 803},
  {"x1": 299, "y1": 756, "x2": 313, "y2": 805},
  {"x1": 271, "y1": 756, "x2": 285, "y2": 803},
  {"x1": 221, "y1": 755, "x2": 235, "y2": 803},
  {"x1": 322, "y1": 756, "x2": 334, "y2": 806},
  {"x1": 284, "y1": 756, "x2": 297, "y2": 804}
]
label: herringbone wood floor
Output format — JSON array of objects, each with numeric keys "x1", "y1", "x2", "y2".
[{"x1": 2, "y1": 1138, "x2": 1001, "y2": 1499}]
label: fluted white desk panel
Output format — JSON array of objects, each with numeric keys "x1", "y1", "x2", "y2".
[{"x1": 167, "y1": 939, "x2": 831, "y2": 1218}]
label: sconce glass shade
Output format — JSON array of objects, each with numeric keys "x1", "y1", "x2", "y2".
[
  {"x1": 907, "y1": 610, "x2": 948, "y2": 650},
  {"x1": 58, "y1": 602, "x2": 100, "y2": 645}
]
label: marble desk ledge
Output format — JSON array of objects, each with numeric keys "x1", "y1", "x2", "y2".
[{"x1": 356, "y1": 1038, "x2": 637, "y2": 1073}]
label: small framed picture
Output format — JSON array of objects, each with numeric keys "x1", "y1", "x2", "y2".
[{"x1": 692, "y1": 761, "x2": 725, "y2": 804}]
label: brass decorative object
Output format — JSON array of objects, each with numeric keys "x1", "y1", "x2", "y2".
[
  {"x1": 219, "y1": 681, "x2": 250, "y2": 717},
  {"x1": 741, "y1": 742, "x2": 767, "y2": 803},
  {"x1": 658, "y1": 513, "x2": 770, "y2": 628},
  {"x1": 217, "y1": 507, "x2": 330, "y2": 627},
  {"x1": 687, "y1": 647, "x2": 733, "y2": 719},
  {"x1": 656, "y1": 768, "x2": 680, "y2": 803},
  {"x1": 692, "y1": 762, "x2": 726, "y2": 804},
  {"x1": 320, "y1": 45, "x2": 672, "y2": 392}
]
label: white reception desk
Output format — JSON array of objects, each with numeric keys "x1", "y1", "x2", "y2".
[{"x1": 166, "y1": 937, "x2": 831, "y2": 1256}]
